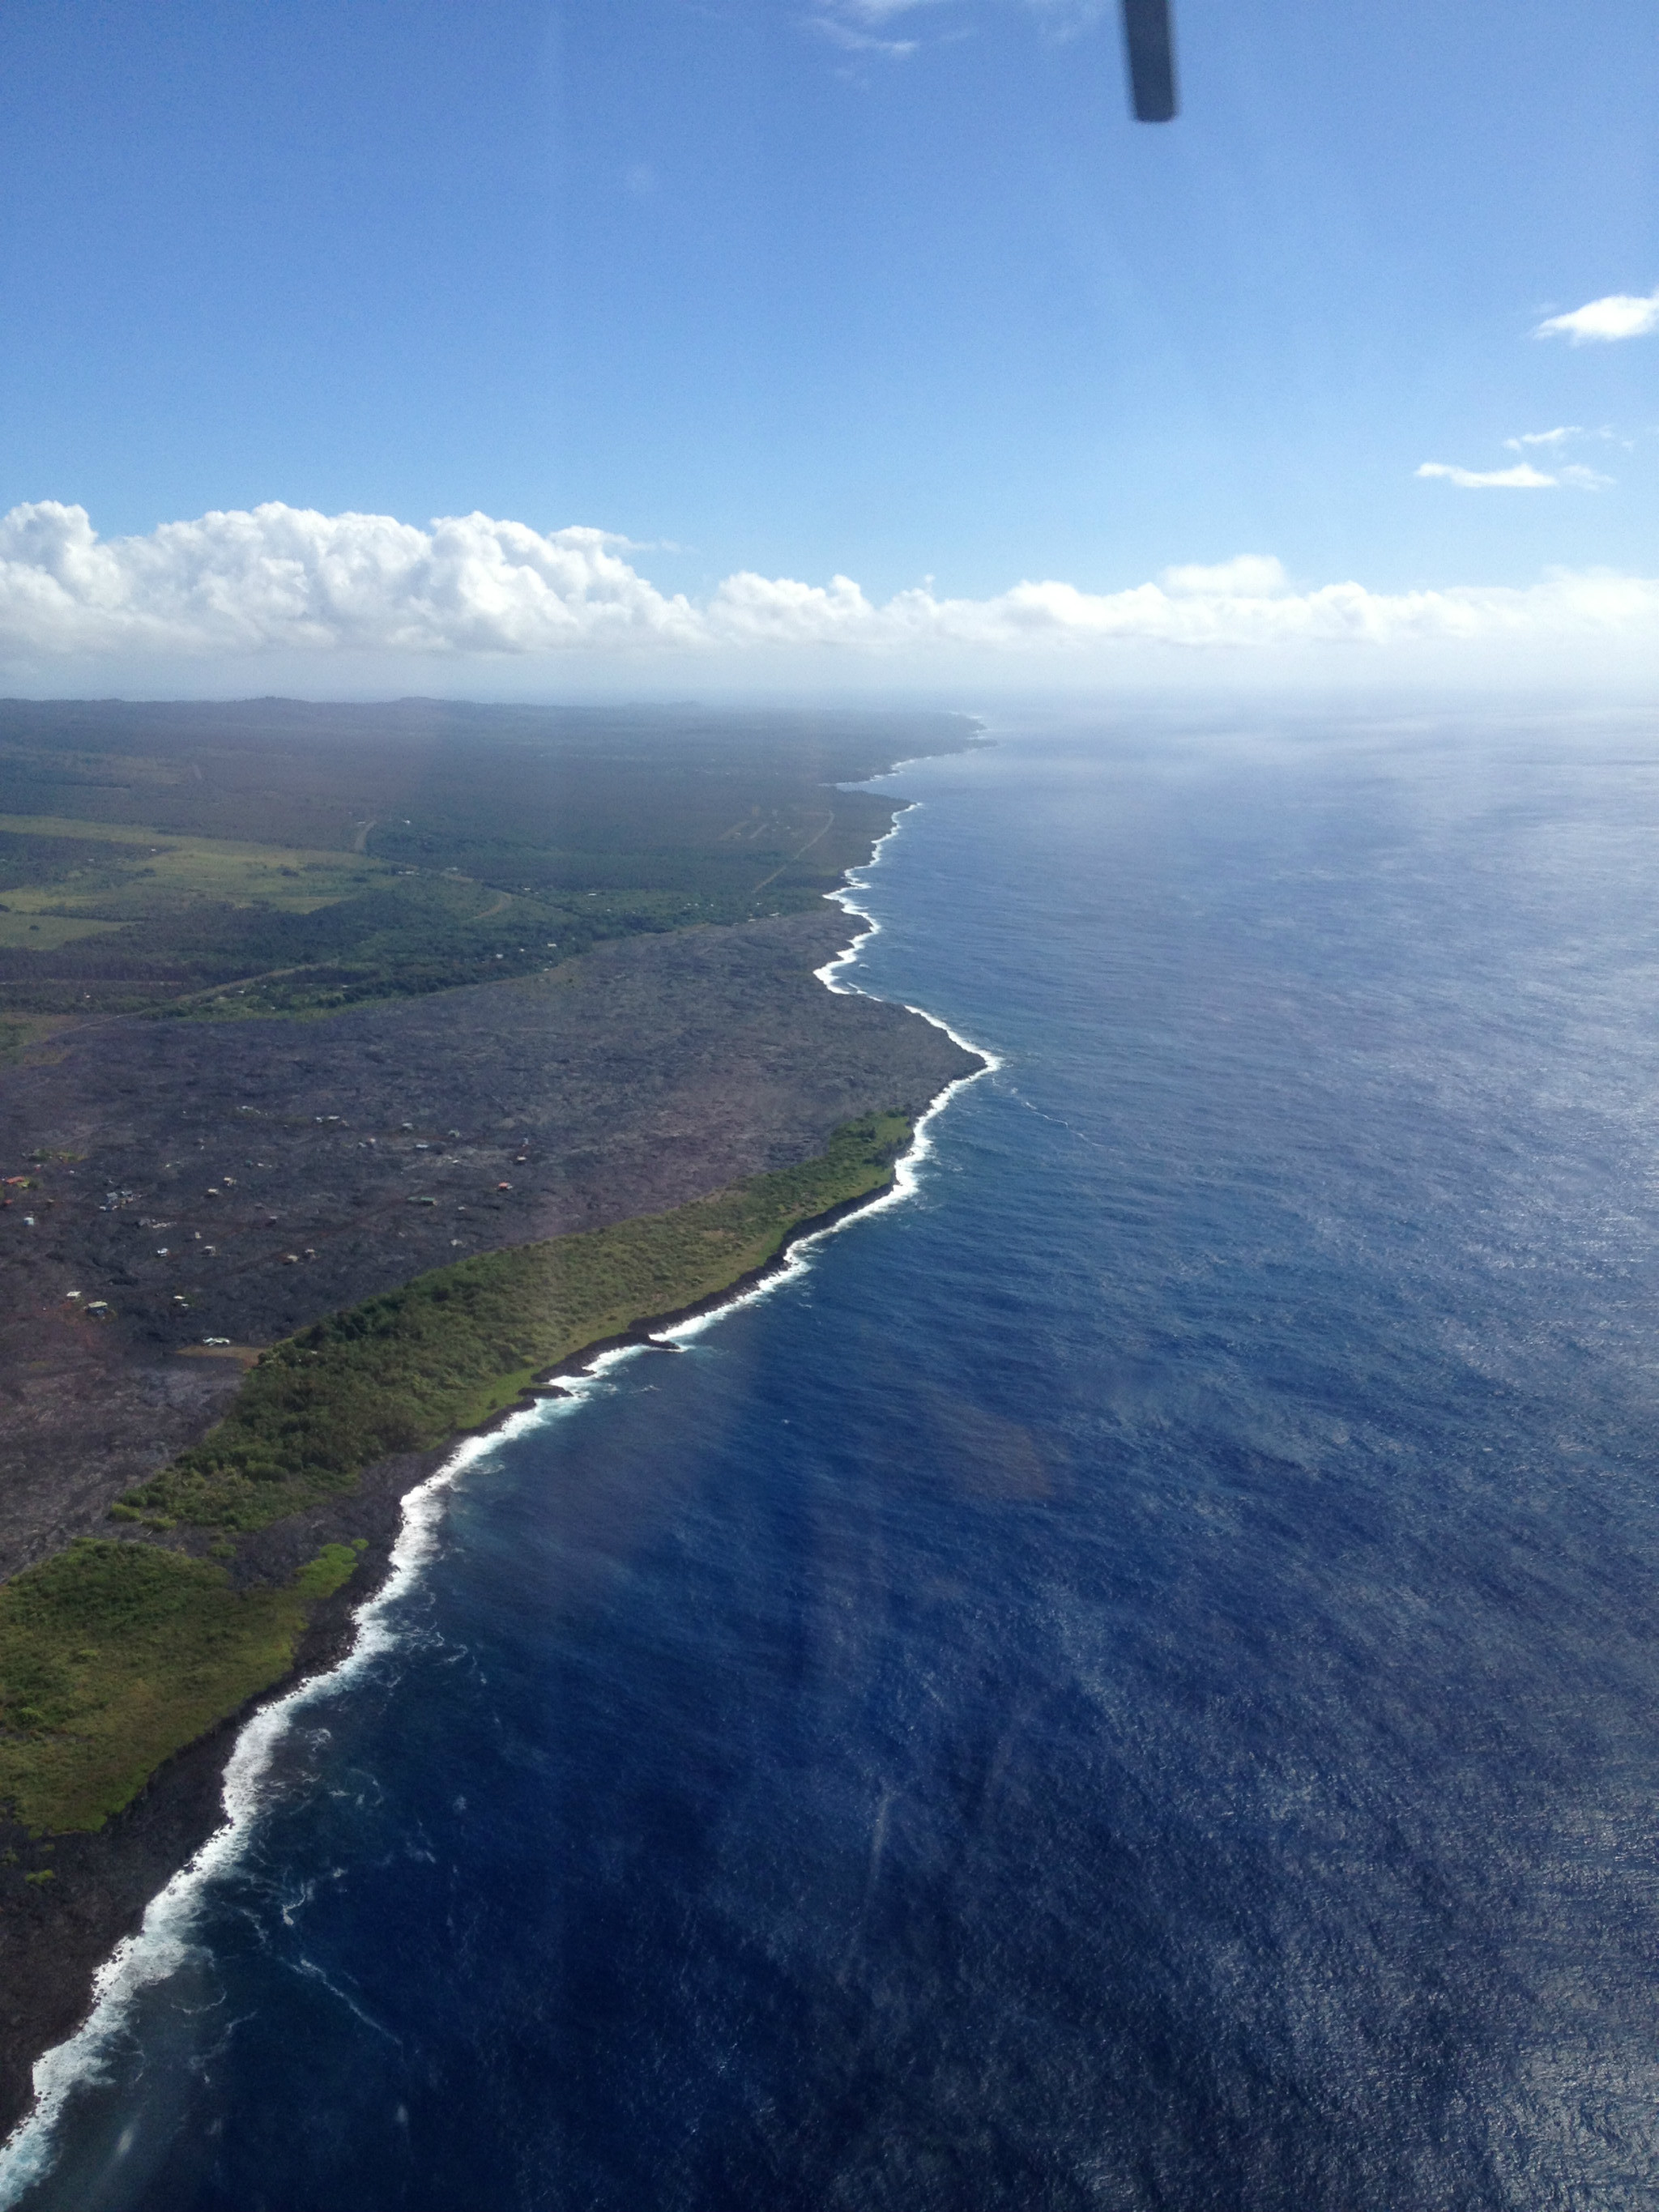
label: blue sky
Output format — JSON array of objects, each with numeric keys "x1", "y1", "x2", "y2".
[{"x1": 0, "y1": 0, "x2": 1655, "y2": 689}]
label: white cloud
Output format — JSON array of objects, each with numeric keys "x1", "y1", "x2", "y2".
[
  {"x1": 0, "y1": 502, "x2": 704, "y2": 658},
  {"x1": 1416, "y1": 462, "x2": 1557, "y2": 490},
  {"x1": 1160, "y1": 555, "x2": 1289, "y2": 597},
  {"x1": 1534, "y1": 288, "x2": 1659, "y2": 344},
  {"x1": 2, "y1": 503, "x2": 1656, "y2": 675},
  {"x1": 1417, "y1": 454, "x2": 1612, "y2": 492},
  {"x1": 1505, "y1": 427, "x2": 1584, "y2": 452},
  {"x1": 1555, "y1": 462, "x2": 1615, "y2": 491}
]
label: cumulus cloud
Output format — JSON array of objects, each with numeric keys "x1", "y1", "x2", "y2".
[
  {"x1": 2, "y1": 502, "x2": 1657, "y2": 672},
  {"x1": 0, "y1": 502, "x2": 704, "y2": 659},
  {"x1": 1159, "y1": 555, "x2": 1289, "y2": 597},
  {"x1": 1416, "y1": 462, "x2": 1557, "y2": 490},
  {"x1": 1534, "y1": 288, "x2": 1659, "y2": 344}
]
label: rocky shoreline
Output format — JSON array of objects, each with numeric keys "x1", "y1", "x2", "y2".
[{"x1": 0, "y1": 904, "x2": 984, "y2": 2139}]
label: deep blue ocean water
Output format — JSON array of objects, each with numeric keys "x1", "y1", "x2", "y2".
[{"x1": 8, "y1": 708, "x2": 1659, "y2": 2209}]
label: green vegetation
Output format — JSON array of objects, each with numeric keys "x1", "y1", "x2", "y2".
[
  {"x1": 0, "y1": 913, "x2": 122, "y2": 953},
  {"x1": 0, "y1": 865, "x2": 638, "y2": 1019},
  {"x1": 0, "y1": 1539, "x2": 364, "y2": 1834},
  {"x1": 0, "y1": 827, "x2": 156, "y2": 893},
  {"x1": 0, "y1": 1015, "x2": 67, "y2": 1067},
  {"x1": 0, "y1": 701, "x2": 980, "y2": 1017},
  {"x1": 0, "y1": 814, "x2": 389, "y2": 911},
  {"x1": 0, "y1": 816, "x2": 407, "y2": 1014},
  {"x1": 0, "y1": 1119, "x2": 909, "y2": 1835},
  {"x1": 122, "y1": 1115, "x2": 911, "y2": 1534}
]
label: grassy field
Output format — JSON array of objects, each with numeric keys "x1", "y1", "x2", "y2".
[
  {"x1": 0, "y1": 702, "x2": 981, "y2": 1016},
  {"x1": 0, "y1": 816, "x2": 411, "y2": 1012},
  {"x1": 0, "y1": 820, "x2": 844, "y2": 1020},
  {"x1": 0, "y1": 815, "x2": 390, "y2": 911},
  {"x1": 0, "y1": 913, "x2": 120, "y2": 950},
  {"x1": 121, "y1": 1114, "x2": 911, "y2": 1532},
  {"x1": 0, "y1": 1014, "x2": 71, "y2": 1067},
  {"x1": 0, "y1": 865, "x2": 579, "y2": 1020},
  {"x1": 0, "y1": 1539, "x2": 363, "y2": 1834}
]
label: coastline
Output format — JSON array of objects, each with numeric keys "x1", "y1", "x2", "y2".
[{"x1": 0, "y1": 862, "x2": 996, "y2": 2177}]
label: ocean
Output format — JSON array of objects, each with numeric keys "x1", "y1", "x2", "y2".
[{"x1": 7, "y1": 706, "x2": 1659, "y2": 2209}]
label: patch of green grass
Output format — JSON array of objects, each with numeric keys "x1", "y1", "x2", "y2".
[
  {"x1": 0, "y1": 815, "x2": 390, "y2": 914},
  {"x1": 0, "y1": 1016, "x2": 55, "y2": 1067},
  {"x1": 0, "y1": 1539, "x2": 365, "y2": 1835},
  {"x1": 122, "y1": 1115, "x2": 911, "y2": 1534},
  {"x1": 0, "y1": 865, "x2": 682, "y2": 1021},
  {"x1": 0, "y1": 911, "x2": 125, "y2": 950},
  {"x1": 0, "y1": 816, "x2": 410, "y2": 1015}
]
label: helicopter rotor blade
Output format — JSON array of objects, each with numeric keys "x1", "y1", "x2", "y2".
[{"x1": 1121, "y1": 0, "x2": 1178, "y2": 121}]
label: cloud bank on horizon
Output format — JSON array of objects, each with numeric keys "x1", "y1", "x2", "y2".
[{"x1": 2, "y1": 503, "x2": 1655, "y2": 677}]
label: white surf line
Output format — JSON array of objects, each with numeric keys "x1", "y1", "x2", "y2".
[
  {"x1": 0, "y1": 782, "x2": 996, "y2": 2204},
  {"x1": 814, "y1": 795, "x2": 1004, "y2": 1071},
  {"x1": 585, "y1": 794, "x2": 1000, "y2": 1355},
  {"x1": 638, "y1": 815, "x2": 1000, "y2": 1353},
  {"x1": 0, "y1": 1411, "x2": 548, "y2": 2205},
  {"x1": 659, "y1": 798, "x2": 1000, "y2": 1347}
]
